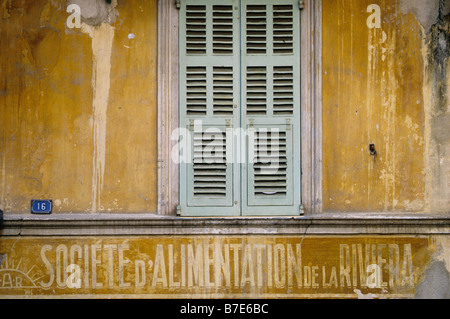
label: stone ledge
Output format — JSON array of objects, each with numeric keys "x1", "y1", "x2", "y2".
[{"x1": 0, "y1": 212, "x2": 449, "y2": 236}]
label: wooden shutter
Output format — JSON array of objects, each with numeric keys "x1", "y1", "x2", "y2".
[
  {"x1": 241, "y1": 0, "x2": 301, "y2": 216},
  {"x1": 179, "y1": 0, "x2": 240, "y2": 216},
  {"x1": 179, "y1": 0, "x2": 301, "y2": 216},
  {"x1": 247, "y1": 125, "x2": 293, "y2": 205}
]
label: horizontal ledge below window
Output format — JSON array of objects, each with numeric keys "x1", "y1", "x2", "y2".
[{"x1": 1, "y1": 212, "x2": 449, "y2": 236}]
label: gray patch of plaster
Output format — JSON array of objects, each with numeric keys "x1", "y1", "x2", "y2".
[
  {"x1": 432, "y1": 114, "x2": 450, "y2": 143},
  {"x1": 443, "y1": 0, "x2": 450, "y2": 16},
  {"x1": 400, "y1": 0, "x2": 440, "y2": 31},
  {"x1": 415, "y1": 261, "x2": 450, "y2": 299},
  {"x1": 67, "y1": 0, "x2": 118, "y2": 26}
]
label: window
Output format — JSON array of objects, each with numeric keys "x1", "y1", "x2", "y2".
[{"x1": 178, "y1": 0, "x2": 302, "y2": 216}]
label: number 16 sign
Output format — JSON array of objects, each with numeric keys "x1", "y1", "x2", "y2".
[{"x1": 31, "y1": 200, "x2": 53, "y2": 214}]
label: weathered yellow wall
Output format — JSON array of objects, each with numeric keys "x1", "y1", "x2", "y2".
[
  {"x1": 0, "y1": 0, "x2": 158, "y2": 213},
  {"x1": 0, "y1": 0, "x2": 448, "y2": 301},
  {"x1": 0, "y1": 235, "x2": 441, "y2": 298},
  {"x1": 323, "y1": 0, "x2": 450, "y2": 213},
  {"x1": 323, "y1": 0, "x2": 427, "y2": 212},
  {"x1": 0, "y1": 0, "x2": 448, "y2": 215}
]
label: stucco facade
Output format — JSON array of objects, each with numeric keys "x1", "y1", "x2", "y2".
[{"x1": 0, "y1": 0, "x2": 449, "y2": 299}]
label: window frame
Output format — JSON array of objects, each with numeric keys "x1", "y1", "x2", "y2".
[{"x1": 157, "y1": 0, "x2": 322, "y2": 216}]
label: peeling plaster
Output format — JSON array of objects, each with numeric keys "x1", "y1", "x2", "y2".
[
  {"x1": 434, "y1": 237, "x2": 450, "y2": 274},
  {"x1": 415, "y1": 236, "x2": 450, "y2": 299},
  {"x1": 415, "y1": 261, "x2": 450, "y2": 298},
  {"x1": 416, "y1": 237, "x2": 450, "y2": 299},
  {"x1": 400, "y1": 0, "x2": 440, "y2": 32},
  {"x1": 71, "y1": 0, "x2": 118, "y2": 212},
  {"x1": 81, "y1": 22, "x2": 114, "y2": 213},
  {"x1": 67, "y1": 0, "x2": 118, "y2": 26}
]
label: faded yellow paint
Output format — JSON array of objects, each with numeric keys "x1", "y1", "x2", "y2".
[
  {"x1": 323, "y1": 0, "x2": 427, "y2": 212},
  {"x1": 104, "y1": 0, "x2": 158, "y2": 213},
  {"x1": 0, "y1": 235, "x2": 436, "y2": 298},
  {"x1": 0, "y1": 0, "x2": 447, "y2": 216},
  {"x1": 0, "y1": 0, "x2": 158, "y2": 213}
]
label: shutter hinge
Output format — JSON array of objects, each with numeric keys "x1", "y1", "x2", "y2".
[
  {"x1": 176, "y1": 205, "x2": 182, "y2": 216},
  {"x1": 175, "y1": 0, "x2": 181, "y2": 10},
  {"x1": 286, "y1": 118, "x2": 291, "y2": 130},
  {"x1": 299, "y1": 204, "x2": 305, "y2": 216},
  {"x1": 299, "y1": 0, "x2": 304, "y2": 10}
]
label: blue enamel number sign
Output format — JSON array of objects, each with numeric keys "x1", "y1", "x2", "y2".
[{"x1": 31, "y1": 200, "x2": 53, "y2": 214}]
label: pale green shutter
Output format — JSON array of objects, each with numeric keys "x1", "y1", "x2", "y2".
[
  {"x1": 241, "y1": 0, "x2": 301, "y2": 216},
  {"x1": 179, "y1": 0, "x2": 240, "y2": 216},
  {"x1": 179, "y1": 0, "x2": 301, "y2": 216}
]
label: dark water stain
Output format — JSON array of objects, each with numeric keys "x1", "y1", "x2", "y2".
[
  {"x1": 426, "y1": 0, "x2": 450, "y2": 114},
  {"x1": 22, "y1": 27, "x2": 61, "y2": 78}
]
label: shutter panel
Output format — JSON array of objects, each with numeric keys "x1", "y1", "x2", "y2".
[
  {"x1": 179, "y1": 0, "x2": 301, "y2": 216},
  {"x1": 188, "y1": 125, "x2": 234, "y2": 208},
  {"x1": 241, "y1": 0, "x2": 301, "y2": 216},
  {"x1": 179, "y1": 0, "x2": 240, "y2": 216},
  {"x1": 248, "y1": 125, "x2": 292, "y2": 205}
]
